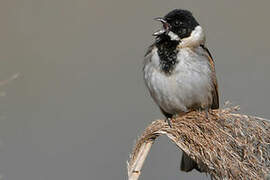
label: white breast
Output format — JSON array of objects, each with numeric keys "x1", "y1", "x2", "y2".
[{"x1": 143, "y1": 47, "x2": 213, "y2": 114}]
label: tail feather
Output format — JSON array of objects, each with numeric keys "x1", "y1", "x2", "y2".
[
  {"x1": 180, "y1": 152, "x2": 202, "y2": 172},
  {"x1": 180, "y1": 152, "x2": 197, "y2": 172}
]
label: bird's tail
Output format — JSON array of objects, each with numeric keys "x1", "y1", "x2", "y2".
[{"x1": 180, "y1": 151, "x2": 201, "y2": 172}]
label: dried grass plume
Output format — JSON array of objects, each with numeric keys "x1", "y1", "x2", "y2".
[{"x1": 127, "y1": 105, "x2": 270, "y2": 180}]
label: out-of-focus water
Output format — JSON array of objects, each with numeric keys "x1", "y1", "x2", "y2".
[{"x1": 0, "y1": 0, "x2": 270, "y2": 179}]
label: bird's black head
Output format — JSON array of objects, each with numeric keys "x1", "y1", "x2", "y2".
[{"x1": 153, "y1": 9, "x2": 199, "y2": 41}]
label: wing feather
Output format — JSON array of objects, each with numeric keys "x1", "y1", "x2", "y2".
[{"x1": 200, "y1": 45, "x2": 219, "y2": 109}]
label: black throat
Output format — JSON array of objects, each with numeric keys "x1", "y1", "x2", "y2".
[{"x1": 156, "y1": 35, "x2": 179, "y2": 74}]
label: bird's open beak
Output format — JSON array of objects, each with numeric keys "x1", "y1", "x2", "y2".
[{"x1": 153, "y1": 17, "x2": 170, "y2": 36}]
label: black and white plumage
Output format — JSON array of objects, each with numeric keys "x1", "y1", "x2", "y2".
[{"x1": 143, "y1": 9, "x2": 219, "y2": 172}]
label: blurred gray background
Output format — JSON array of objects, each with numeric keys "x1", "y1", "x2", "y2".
[{"x1": 0, "y1": 0, "x2": 270, "y2": 179}]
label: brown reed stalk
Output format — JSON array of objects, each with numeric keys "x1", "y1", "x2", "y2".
[{"x1": 127, "y1": 106, "x2": 270, "y2": 180}]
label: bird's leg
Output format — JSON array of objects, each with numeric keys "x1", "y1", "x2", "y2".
[
  {"x1": 204, "y1": 107, "x2": 209, "y2": 119},
  {"x1": 198, "y1": 107, "x2": 203, "y2": 114},
  {"x1": 160, "y1": 108, "x2": 173, "y2": 128},
  {"x1": 166, "y1": 118, "x2": 172, "y2": 128},
  {"x1": 198, "y1": 107, "x2": 209, "y2": 119}
]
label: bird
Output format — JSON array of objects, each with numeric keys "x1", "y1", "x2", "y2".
[{"x1": 143, "y1": 9, "x2": 219, "y2": 172}]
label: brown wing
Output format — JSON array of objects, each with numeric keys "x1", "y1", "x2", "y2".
[{"x1": 200, "y1": 45, "x2": 219, "y2": 109}]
